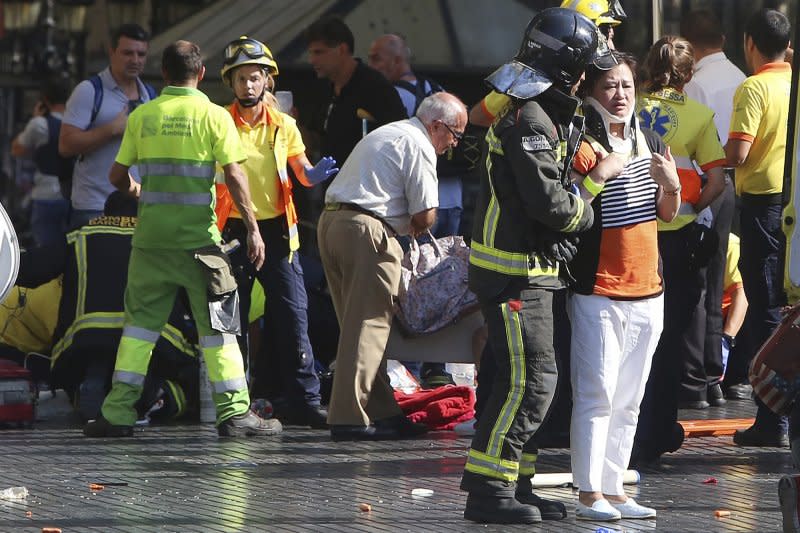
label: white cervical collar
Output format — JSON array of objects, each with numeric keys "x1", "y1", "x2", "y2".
[{"x1": 584, "y1": 96, "x2": 635, "y2": 154}]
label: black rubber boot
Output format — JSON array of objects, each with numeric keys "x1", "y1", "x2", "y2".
[
  {"x1": 464, "y1": 492, "x2": 542, "y2": 524},
  {"x1": 515, "y1": 476, "x2": 567, "y2": 520}
]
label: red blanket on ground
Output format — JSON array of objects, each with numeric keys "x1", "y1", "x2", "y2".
[{"x1": 394, "y1": 386, "x2": 475, "y2": 430}]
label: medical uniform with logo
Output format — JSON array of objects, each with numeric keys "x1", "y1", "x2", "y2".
[{"x1": 633, "y1": 87, "x2": 725, "y2": 460}]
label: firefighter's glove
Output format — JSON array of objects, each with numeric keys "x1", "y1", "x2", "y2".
[
  {"x1": 544, "y1": 239, "x2": 578, "y2": 264},
  {"x1": 306, "y1": 156, "x2": 339, "y2": 185}
]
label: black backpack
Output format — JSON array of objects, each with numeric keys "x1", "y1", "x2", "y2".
[{"x1": 394, "y1": 76, "x2": 481, "y2": 177}]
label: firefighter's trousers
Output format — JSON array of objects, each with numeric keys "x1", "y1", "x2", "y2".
[{"x1": 461, "y1": 287, "x2": 558, "y2": 496}]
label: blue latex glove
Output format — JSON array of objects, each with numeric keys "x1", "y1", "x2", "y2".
[
  {"x1": 568, "y1": 183, "x2": 579, "y2": 196},
  {"x1": 305, "y1": 156, "x2": 339, "y2": 185}
]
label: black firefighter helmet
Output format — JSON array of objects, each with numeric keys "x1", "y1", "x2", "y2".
[{"x1": 486, "y1": 7, "x2": 616, "y2": 99}]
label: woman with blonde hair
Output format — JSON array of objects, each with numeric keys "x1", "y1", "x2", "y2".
[
  {"x1": 219, "y1": 36, "x2": 338, "y2": 428},
  {"x1": 632, "y1": 35, "x2": 726, "y2": 465}
]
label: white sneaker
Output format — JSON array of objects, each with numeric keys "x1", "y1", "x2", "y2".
[
  {"x1": 611, "y1": 498, "x2": 657, "y2": 519},
  {"x1": 779, "y1": 475, "x2": 800, "y2": 533},
  {"x1": 575, "y1": 499, "x2": 621, "y2": 521},
  {"x1": 454, "y1": 418, "x2": 476, "y2": 436}
]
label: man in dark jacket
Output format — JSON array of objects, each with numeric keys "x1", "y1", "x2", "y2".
[{"x1": 460, "y1": 7, "x2": 612, "y2": 524}]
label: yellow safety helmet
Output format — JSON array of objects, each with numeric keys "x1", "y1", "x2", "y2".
[
  {"x1": 220, "y1": 36, "x2": 279, "y2": 86},
  {"x1": 560, "y1": 0, "x2": 626, "y2": 27}
]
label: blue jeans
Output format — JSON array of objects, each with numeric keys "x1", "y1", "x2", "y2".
[
  {"x1": 224, "y1": 217, "x2": 321, "y2": 407},
  {"x1": 739, "y1": 196, "x2": 787, "y2": 434},
  {"x1": 31, "y1": 198, "x2": 69, "y2": 246}
]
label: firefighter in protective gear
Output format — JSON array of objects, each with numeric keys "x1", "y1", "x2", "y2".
[
  {"x1": 461, "y1": 7, "x2": 611, "y2": 524},
  {"x1": 16, "y1": 192, "x2": 198, "y2": 422},
  {"x1": 218, "y1": 36, "x2": 337, "y2": 428},
  {"x1": 84, "y1": 40, "x2": 279, "y2": 438},
  {"x1": 470, "y1": 0, "x2": 625, "y2": 128}
]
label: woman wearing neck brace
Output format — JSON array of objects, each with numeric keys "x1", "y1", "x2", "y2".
[{"x1": 567, "y1": 51, "x2": 680, "y2": 522}]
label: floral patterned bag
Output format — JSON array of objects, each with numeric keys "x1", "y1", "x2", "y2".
[{"x1": 395, "y1": 233, "x2": 479, "y2": 336}]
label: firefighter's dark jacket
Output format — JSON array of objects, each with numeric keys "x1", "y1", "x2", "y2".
[
  {"x1": 469, "y1": 88, "x2": 594, "y2": 302},
  {"x1": 17, "y1": 216, "x2": 193, "y2": 379}
]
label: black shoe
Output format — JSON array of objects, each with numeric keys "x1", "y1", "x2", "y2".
[
  {"x1": 515, "y1": 491, "x2": 566, "y2": 520},
  {"x1": 667, "y1": 422, "x2": 686, "y2": 453},
  {"x1": 733, "y1": 426, "x2": 789, "y2": 447},
  {"x1": 278, "y1": 404, "x2": 329, "y2": 429},
  {"x1": 420, "y1": 368, "x2": 456, "y2": 389},
  {"x1": 679, "y1": 399, "x2": 710, "y2": 410},
  {"x1": 724, "y1": 382, "x2": 753, "y2": 400},
  {"x1": 218, "y1": 410, "x2": 283, "y2": 437},
  {"x1": 83, "y1": 415, "x2": 133, "y2": 438},
  {"x1": 464, "y1": 493, "x2": 542, "y2": 524},
  {"x1": 374, "y1": 414, "x2": 428, "y2": 437},
  {"x1": 330, "y1": 424, "x2": 398, "y2": 441},
  {"x1": 708, "y1": 384, "x2": 727, "y2": 407},
  {"x1": 76, "y1": 377, "x2": 107, "y2": 422}
]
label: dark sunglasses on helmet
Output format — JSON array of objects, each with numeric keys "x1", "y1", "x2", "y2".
[{"x1": 223, "y1": 39, "x2": 269, "y2": 65}]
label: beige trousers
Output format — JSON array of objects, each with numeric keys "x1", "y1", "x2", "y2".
[{"x1": 318, "y1": 209, "x2": 404, "y2": 426}]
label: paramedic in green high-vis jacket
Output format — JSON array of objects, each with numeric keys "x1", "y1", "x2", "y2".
[{"x1": 84, "y1": 40, "x2": 282, "y2": 438}]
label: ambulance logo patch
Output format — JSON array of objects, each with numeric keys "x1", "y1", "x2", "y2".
[{"x1": 521, "y1": 135, "x2": 552, "y2": 152}]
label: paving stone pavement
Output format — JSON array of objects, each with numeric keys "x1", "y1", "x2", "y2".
[{"x1": 0, "y1": 395, "x2": 792, "y2": 532}]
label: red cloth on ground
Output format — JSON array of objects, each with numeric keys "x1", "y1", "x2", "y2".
[{"x1": 394, "y1": 385, "x2": 475, "y2": 430}]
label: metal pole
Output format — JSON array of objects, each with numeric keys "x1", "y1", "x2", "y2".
[{"x1": 651, "y1": 0, "x2": 663, "y2": 44}]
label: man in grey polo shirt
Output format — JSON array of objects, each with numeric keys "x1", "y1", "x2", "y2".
[
  {"x1": 59, "y1": 23, "x2": 154, "y2": 228},
  {"x1": 318, "y1": 91, "x2": 467, "y2": 441}
]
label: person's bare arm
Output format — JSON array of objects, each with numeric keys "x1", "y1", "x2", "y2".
[
  {"x1": 724, "y1": 286, "x2": 748, "y2": 337},
  {"x1": 724, "y1": 138, "x2": 752, "y2": 168},
  {"x1": 10, "y1": 137, "x2": 30, "y2": 158},
  {"x1": 469, "y1": 102, "x2": 493, "y2": 127},
  {"x1": 109, "y1": 161, "x2": 140, "y2": 198},
  {"x1": 59, "y1": 108, "x2": 128, "y2": 157},
  {"x1": 409, "y1": 208, "x2": 436, "y2": 237},
  {"x1": 693, "y1": 166, "x2": 725, "y2": 213},
  {"x1": 223, "y1": 161, "x2": 264, "y2": 269},
  {"x1": 651, "y1": 147, "x2": 681, "y2": 222}
]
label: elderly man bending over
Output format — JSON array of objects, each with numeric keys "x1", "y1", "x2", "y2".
[{"x1": 318, "y1": 92, "x2": 467, "y2": 441}]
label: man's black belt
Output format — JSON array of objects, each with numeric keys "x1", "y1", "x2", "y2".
[
  {"x1": 740, "y1": 192, "x2": 783, "y2": 206},
  {"x1": 325, "y1": 202, "x2": 397, "y2": 235}
]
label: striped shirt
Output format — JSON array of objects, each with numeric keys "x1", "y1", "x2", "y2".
[{"x1": 600, "y1": 155, "x2": 658, "y2": 229}]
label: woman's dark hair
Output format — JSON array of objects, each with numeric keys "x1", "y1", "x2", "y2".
[
  {"x1": 643, "y1": 35, "x2": 694, "y2": 92},
  {"x1": 578, "y1": 51, "x2": 638, "y2": 99}
]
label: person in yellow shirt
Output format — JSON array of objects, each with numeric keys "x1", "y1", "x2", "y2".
[
  {"x1": 631, "y1": 35, "x2": 726, "y2": 466},
  {"x1": 725, "y1": 9, "x2": 792, "y2": 448},
  {"x1": 719, "y1": 233, "x2": 747, "y2": 380},
  {"x1": 219, "y1": 37, "x2": 338, "y2": 429}
]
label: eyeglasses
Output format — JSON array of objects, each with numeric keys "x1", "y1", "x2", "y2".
[
  {"x1": 438, "y1": 120, "x2": 464, "y2": 141},
  {"x1": 223, "y1": 38, "x2": 269, "y2": 65}
]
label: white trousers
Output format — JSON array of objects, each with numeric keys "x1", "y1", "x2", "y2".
[{"x1": 568, "y1": 292, "x2": 664, "y2": 495}]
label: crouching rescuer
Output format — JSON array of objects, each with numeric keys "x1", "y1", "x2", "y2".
[
  {"x1": 460, "y1": 7, "x2": 611, "y2": 524},
  {"x1": 84, "y1": 40, "x2": 281, "y2": 438}
]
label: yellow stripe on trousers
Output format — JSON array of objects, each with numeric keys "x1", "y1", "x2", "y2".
[{"x1": 486, "y1": 302, "x2": 527, "y2": 457}]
